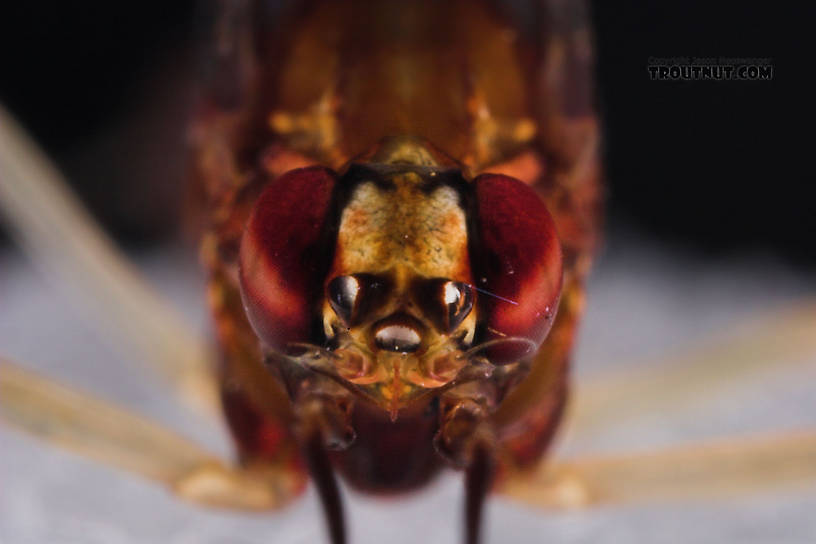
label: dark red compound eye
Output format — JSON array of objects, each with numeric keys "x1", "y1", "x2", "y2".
[
  {"x1": 239, "y1": 166, "x2": 338, "y2": 351},
  {"x1": 472, "y1": 173, "x2": 563, "y2": 363}
]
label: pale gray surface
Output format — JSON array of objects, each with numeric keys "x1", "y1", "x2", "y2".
[{"x1": 2, "y1": 236, "x2": 816, "y2": 543}]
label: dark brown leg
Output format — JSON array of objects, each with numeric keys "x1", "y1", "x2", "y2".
[
  {"x1": 432, "y1": 384, "x2": 498, "y2": 544},
  {"x1": 465, "y1": 441, "x2": 495, "y2": 544},
  {"x1": 273, "y1": 356, "x2": 356, "y2": 544},
  {"x1": 303, "y1": 428, "x2": 346, "y2": 544},
  {"x1": 293, "y1": 392, "x2": 353, "y2": 544}
]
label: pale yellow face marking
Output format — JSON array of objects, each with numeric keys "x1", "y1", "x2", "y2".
[
  {"x1": 319, "y1": 140, "x2": 478, "y2": 410},
  {"x1": 333, "y1": 173, "x2": 470, "y2": 281}
]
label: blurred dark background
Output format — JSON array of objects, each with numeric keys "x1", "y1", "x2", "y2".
[{"x1": 0, "y1": 1, "x2": 812, "y2": 262}]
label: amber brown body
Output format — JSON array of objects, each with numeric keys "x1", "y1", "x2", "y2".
[{"x1": 194, "y1": 0, "x2": 599, "y2": 497}]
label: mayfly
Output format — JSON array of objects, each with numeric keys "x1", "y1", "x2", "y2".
[
  {"x1": 191, "y1": 3, "x2": 597, "y2": 541},
  {"x1": 1, "y1": 1, "x2": 815, "y2": 543}
]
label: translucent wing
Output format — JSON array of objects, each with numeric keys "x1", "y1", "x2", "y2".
[{"x1": 0, "y1": 105, "x2": 218, "y2": 415}]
